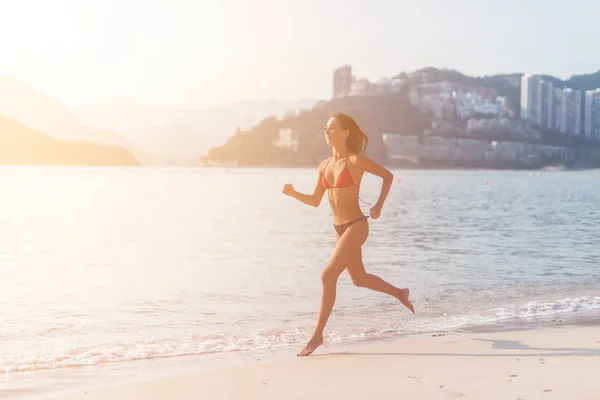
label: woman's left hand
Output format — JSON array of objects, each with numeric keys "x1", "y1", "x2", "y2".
[{"x1": 369, "y1": 205, "x2": 382, "y2": 219}]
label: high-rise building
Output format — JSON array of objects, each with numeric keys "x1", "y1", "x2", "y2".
[
  {"x1": 541, "y1": 81, "x2": 554, "y2": 129},
  {"x1": 521, "y1": 74, "x2": 535, "y2": 121},
  {"x1": 560, "y1": 89, "x2": 583, "y2": 135},
  {"x1": 584, "y1": 89, "x2": 600, "y2": 139},
  {"x1": 553, "y1": 87, "x2": 563, "y2": 130},
  {"x1": 333, "y1": 65, "x2": 352, "y2": 99},
  {"x1": 520, "y1": 74, "x2": 547, "y2": 126}
]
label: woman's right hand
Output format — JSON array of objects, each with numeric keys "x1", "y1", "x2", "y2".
[{"x1": 282, "y1": 183, "x2": 295, "y2": 196}]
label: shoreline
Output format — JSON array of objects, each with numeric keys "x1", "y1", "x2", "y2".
[
  {"x1": 4, "y1": 308, "x2": 600, "y2": 400},
  {"x1": 48, "y1": 317, "x2": 600, "y2": 400}
]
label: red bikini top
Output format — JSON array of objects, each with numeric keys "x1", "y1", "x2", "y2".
[
  {"x1": 321, "y1": 156, "x2": 358, "y2": 189},
  {"x1": 321, "y1": 156, "x2": 370, "y2": 205}
]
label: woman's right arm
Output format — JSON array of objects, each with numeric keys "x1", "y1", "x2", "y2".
[{"x1": 282, "y1": 162, "x2": 326, "y2": 207}]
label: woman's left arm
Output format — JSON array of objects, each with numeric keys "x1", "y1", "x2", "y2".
[{"x1": 359, "y1": 156, "x2": 394, "y2": 218}]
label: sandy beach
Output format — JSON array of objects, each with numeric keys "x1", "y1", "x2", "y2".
[{"x1": 49, "y1": 324, "x2": 600, "y2": 400}]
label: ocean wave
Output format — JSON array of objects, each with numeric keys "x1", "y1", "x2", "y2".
[
  {"x1": 3, "y1": 296, "x2": 599, "y2": 373},
  {"x1": 515, "y1": 297, "x2": 600, "y2": 318},
  {"x1": 392, "y1": 296, "x2": 600, "y2": 334},
  {"x1": 0, "y1": 333, "x2": 303, "y2": 373}
]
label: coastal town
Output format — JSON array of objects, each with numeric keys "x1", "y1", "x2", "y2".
[{"x1": 268, "y1": 66, "x2": 600, "y2": 168}]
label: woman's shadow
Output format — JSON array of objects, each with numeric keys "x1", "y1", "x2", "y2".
[{"x1": 315, "y1": 337, "x2": 600, "y2": 358}]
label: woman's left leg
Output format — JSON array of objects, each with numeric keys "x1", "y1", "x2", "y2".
[{"x1": 345, "y1": 246, "x2": 415, "y2": 314}]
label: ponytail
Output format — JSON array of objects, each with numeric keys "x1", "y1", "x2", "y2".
[{"x1": 331, "y1": 112, "x2": 369, "y2": 155}]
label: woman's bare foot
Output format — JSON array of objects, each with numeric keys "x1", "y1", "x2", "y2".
[
  {"x1": 396, "y1": 288, "x2": 415, "y2": 314},
  {"x1": 297, "y1": 334, "x2": 323, "y2": 357}
]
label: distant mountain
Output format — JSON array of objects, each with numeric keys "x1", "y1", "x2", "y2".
[
  {"x1": 535, "y1": 70, "x2": 600, "y2": 91},
  {"x1": 74, "y1": 98, "x2": 319, "y2": 160},
  {"x1": 397, "y1": 67, "x2": 523, "y2": 87},
  {"x1": 0, "y1": 115, "x2": 138, "y2": 166},
  {"x1": 0, "y1": 75, "x2": 132, "y2": 149},
  {"x1": 565, "y1": 70, "x2": 600, "y2": 91},
  {"x1": 0, "y1": 74, "x2": 316, "y2": 165},
  {"x1": 75, "y1": 97, "x2": 318, "y2": 134}
]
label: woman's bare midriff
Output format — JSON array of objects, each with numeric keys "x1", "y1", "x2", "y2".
[{"x1": 327, "y1": 186, "x2": 366, "y2": 225}]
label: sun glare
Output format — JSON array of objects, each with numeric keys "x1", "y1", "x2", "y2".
[{"x1": 0, "y1": 0, "x2": 232, "y2": 104}]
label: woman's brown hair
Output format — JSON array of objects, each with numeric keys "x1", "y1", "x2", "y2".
[{"x1": 331, "y1": 112, "x2": 369, "y2": 155}]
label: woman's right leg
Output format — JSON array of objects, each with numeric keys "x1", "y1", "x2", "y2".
[{"x1": 297, "y1": 221, "x2": 369, "y2": 357}]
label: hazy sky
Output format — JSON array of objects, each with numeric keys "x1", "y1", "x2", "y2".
[{"x1": 1, "y1": 0, "x2": 598, "y2": 106}]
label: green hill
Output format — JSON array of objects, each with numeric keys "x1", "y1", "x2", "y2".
[
  {"x1": 565, "y1": 70, "x2": 600, "y2": 91},
  {"x1": 203, "y1": 93, "x2": 427, "y2": 166}
]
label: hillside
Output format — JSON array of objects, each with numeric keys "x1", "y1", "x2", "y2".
[
  {"x1": 565, "y1": 70, "x2": 600, "y2": 91},
  {"x1": 397, "y1": 68, "x2": 600, "y2": 118},
  {"x1": 204, "y1": 93, "x2": 428, "y2": 166},
  {"x1": 0, "y1": 115, "x2": 138, "y2": 166},
  {"x1": 0, "y1": 74, "x2": 132, "y2": 149},
  {"x1": 74, "y1": 97, "x2": 318, "y2": 162},
  {"x1": 396, "y1": 67, "x2": 523, "y2": 90},
  {"x1": 396, "y1": 67, "x2": 522, "y2": 115},
  {"x1": 202, "y1": 67, "x2": 600, "y2": 167}
]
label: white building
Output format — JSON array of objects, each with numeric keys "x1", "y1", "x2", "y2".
[
  {"x1": 272, "y1": 128, "x2": 299, "y2": 151},
  {"x1": 521, "y1": 74, "x2": 541, "y2": 123},
  {"x1": 453, "y1": 91, "x2": 505, "y2": 118},
  {"x1": 584, "y1": 89, "x2": 600, "y2": 139},
  {"x1": 382, "y1": 133, "x2": 574, "y2": 164},
  {"x1": 410, "y1": 81, "x2": 508, "y2": 121},
  {"x1": 467, "y1": 118, "x2": 512, "y2": 133},
  {"x1": 375, "y1": 77, "x2": 404, "y2": 94},
  {"x1": 496, "y1": 97, "x2": 509, "y2": 118},
  {"x1": 346, "y1": 76, "x2": 404, "y2": 97},
  {"x1": 349, "y1": 78, "x2": 370, "y2": 96},
  {"x1": 521, "y1": 74, "x2": 554, "y2": 128}
]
